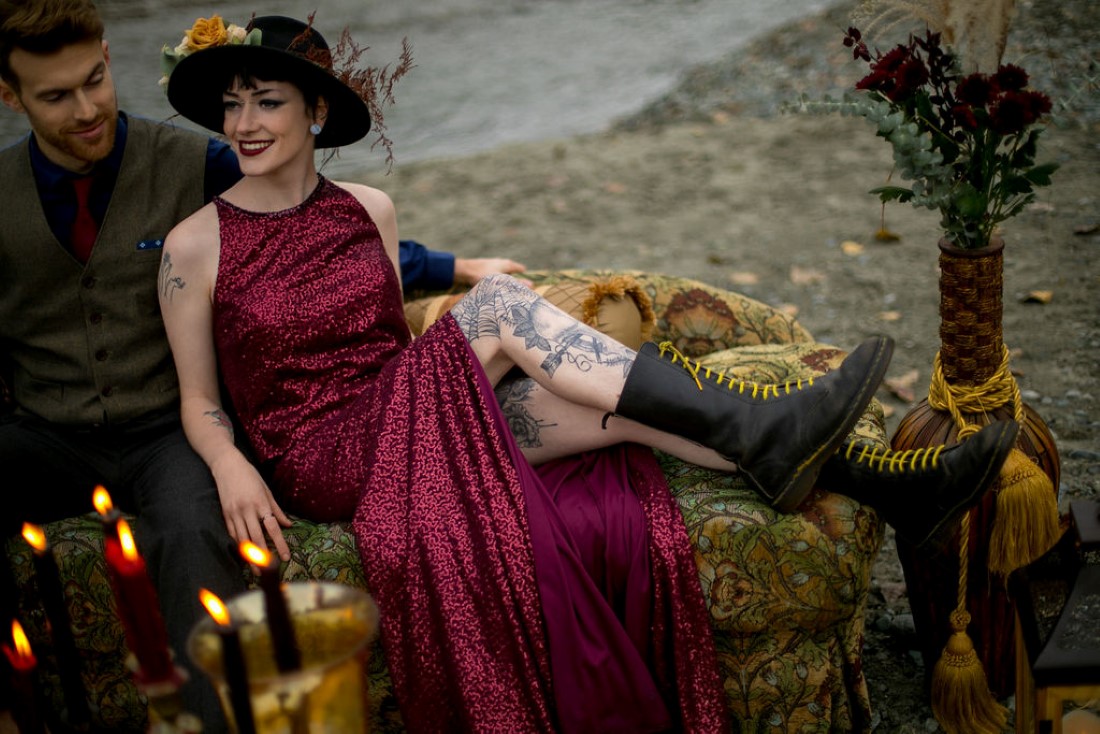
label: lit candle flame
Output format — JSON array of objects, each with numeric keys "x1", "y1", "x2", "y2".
[
  {"x1": 239, "y1": 541, "x2": 271, "y2": 568},
  {"x1": 21, "y1": 522, "x2": 47, "y2": 553},
  {"x1": 10, "y1": 619, "x2": 32, "y2": 660},
  {"x1": 199, "y1": 589, "x2": 232, "y2": 626},
  {"x1": 92, "y1": 485, "x2": 113, "y2": 516},
  {"x1": 117, "y1": 519, "x2": 138, "y2": 561}
]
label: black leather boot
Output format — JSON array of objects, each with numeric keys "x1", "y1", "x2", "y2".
[
  {"x1": 817, "y1": 420, "x2": 1020, "y2": 547},
  {"x1": 614, "y1": 336, "x2": 894, "y2": 512}
]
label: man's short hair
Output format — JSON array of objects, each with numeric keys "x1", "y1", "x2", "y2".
[{"x1": 0, "y1": 0, "x2": 104, "y2": 87}]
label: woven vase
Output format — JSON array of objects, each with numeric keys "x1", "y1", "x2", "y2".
[{"x1": 891, "y1": 237, "x2": 1060, "y2": 697}]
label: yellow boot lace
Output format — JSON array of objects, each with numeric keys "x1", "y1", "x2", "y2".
[
  {"x1": 841, "y1": 442, "x2": 946, "y2": 473},
  {"x1": 657, "y1": 341, "x2": 814, "y2": 398}
]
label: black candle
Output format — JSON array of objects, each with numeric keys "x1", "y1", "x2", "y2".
[
  {"x1": 92, "y1": 485, "x2": 122, "y2": 539},
  {"x1": 239, "y1": 542, "x2": 300, "y2": 672},
  {"x1": 20, "y1": 523, "x2": 90, "y2": 725},
  {"x1": 199, "y1": 590, "x2": 256, "y2": 734}
]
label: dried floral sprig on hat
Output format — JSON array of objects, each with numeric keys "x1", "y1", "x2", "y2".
[{"x1": 324, "y1": 28, "x2": 415, "y2": 172}]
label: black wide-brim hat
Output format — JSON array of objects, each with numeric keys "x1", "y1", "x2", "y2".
[{"x1": 167, "y1": 15, "x2": 371, "y2": 148}]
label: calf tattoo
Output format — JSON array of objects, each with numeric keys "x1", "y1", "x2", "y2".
[
  {"x1": 495, "y1": 379, "x2": 556, "y2": 448},
  {"x1": 453, "y1": 277, "x2": 635, "y2": 379}
]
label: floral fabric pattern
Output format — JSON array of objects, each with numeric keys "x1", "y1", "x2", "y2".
[{"x1": 7, "y1": 271, "x2": 884, "y2": 733}]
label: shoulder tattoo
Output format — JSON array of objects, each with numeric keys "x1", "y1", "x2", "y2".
[{"x1": 159, "y1": 252, "x2": 187, "y2": 302}]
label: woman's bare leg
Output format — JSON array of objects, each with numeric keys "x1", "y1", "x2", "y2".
[
  {"x1": 450, "y1": 273, "x2": 723, "y2": 459},
  {"x1": 451, "y1": 274, "x2": 638, "y2": 411},
  {"x1": 495, "y1": 376, "x2": 738, "y2": 470}
]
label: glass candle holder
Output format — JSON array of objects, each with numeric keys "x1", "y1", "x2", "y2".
[{"x1": 188, "y1": 582, "x2": 380, "y2": 734}]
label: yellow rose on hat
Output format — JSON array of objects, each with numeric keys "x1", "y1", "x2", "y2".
[
  {"x1": 159, "y1": 17, "x2": 259, "y2": 88},
  {"x1": 184, "y1": 16, "x2": 228, "y2": 52}
]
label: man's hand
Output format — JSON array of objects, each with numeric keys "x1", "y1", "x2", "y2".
[{"x1": 453, "y1": 257, "x2": 531, "y2": 287}]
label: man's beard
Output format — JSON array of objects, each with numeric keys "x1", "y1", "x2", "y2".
[{"x1": 36, "y1": 104, "x2": 118, "y2": 169}]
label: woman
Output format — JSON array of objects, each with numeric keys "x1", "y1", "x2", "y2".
[{"x1": 159, "y1": 15, "x2": 1018, "y2": 732}]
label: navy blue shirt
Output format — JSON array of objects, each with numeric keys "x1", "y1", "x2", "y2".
[{"x1": 29, "y1": 112, "x2": 455, "y2": 290}]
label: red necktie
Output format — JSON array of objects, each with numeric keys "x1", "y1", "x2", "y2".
[{"x1": 70, "y1": 177, "x2": 98, "y2": 263}]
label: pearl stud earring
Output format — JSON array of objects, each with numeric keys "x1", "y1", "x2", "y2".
[{"x1": 310, "y1": 123, "x2": 322, "y2": 135}]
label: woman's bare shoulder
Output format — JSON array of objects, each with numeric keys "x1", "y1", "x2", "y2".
[
  {"x1": 331, "y1": 180, "x2": 394, "y2": 213},
  {"x1": 164, "y1": 201, "x2": 220, "y2": 263}
]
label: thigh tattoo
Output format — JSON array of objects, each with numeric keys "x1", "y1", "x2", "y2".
[{"x1": 453, "y1": 276, "x2": 635, "y2": 380}]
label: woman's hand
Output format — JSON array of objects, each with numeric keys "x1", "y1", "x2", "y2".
[{"x1": 210, "y1": 452, "x2": 293, "y2": 562}]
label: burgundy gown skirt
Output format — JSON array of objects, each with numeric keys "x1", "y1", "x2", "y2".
[{"x1": 281, "y1": 317, "x2": 726, "y2": 732}]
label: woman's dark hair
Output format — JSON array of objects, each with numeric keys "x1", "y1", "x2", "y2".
[{"x1": 220, "y1": 59, "x2": 323, "y2": 115}]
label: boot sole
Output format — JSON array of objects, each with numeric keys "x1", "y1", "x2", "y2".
[
  {"x1": 766, "y1": 336, "x2": 895, "y2": 513},
  {"x1": 909, "y1": 420, "x2": 1021, "y2": 547}
]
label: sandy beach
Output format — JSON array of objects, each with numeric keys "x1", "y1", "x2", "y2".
[{"x1": 357, "y1": 0, "x2": 1100, "y2": 728}]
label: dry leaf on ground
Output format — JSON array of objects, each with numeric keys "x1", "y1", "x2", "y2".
[
  {"x1": 728, "y1": 271, "x2": 760, "y2": 285},
  {"x1": 884, "y1": 368, "x2": 921, "y2": 403},
  {"x1": 789, "y1": 265, "x2": 826, "y2": 285},
  {"x1": 1022, "y1": 290, "x2": 1054, "y2": 304}
]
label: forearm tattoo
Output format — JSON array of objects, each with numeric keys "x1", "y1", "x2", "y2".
[
  {"x1": 495, "y1": 378, "x2": 556, "y2": 449},
  {"x1": 205, "y1": 409, "x2": 235, "y2": 440},
  {"x1": 158, "y1": 253, "x2": 186, "y2": 302},
  {"x1": 453, "y1": 276, "x2": 635, "y2": 379}
]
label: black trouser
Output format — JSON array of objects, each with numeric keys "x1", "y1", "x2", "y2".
[{"x1": 1, "y1": 409, "x2": 246, "y2": 733}]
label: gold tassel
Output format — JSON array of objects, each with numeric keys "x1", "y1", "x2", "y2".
[
  {"x1": 928, "y1": 347, "x2": 1060, "y2": 576},
  {"x1": 930, "y1": 511, "x2": 1008, "y2": 734},
  {"x1": 931, "y1": 610, "x2": 1009, "y2": 734},
  {"x1": 987, "y1": 447, "x2": 1060, "y2": 576}
]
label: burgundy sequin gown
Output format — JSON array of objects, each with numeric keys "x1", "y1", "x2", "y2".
[{"x1": 211, "y1": 178, "x2": 727, "y2": 732}]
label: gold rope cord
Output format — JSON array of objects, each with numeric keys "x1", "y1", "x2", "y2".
[{"x1": 928, "y1": 344, "x2": 1022, "y2": 431}]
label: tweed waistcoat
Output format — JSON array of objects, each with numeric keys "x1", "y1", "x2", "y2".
[{"x1": 0, "y1": 118, "x2": 208, "y2": 426}]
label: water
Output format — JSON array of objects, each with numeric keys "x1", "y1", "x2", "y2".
[{"x1": 1, "y1": 0, "x2": 831, "y2": 176}]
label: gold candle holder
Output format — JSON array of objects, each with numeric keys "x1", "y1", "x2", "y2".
[{"x1": 188, "y1": 582, "x2": 379, "y2": 734}]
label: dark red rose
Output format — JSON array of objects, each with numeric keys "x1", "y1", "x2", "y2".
[
  {"x1": 956, "y1": 73, "x2": 996, "y2": 106},
  {"x1": 856, "y1": 46, "x2": 913, "y2": 96},
  {"x1": 1022, "y1": 89, "x2": 1053, "y2": 118},
  {"x1": 951, "y1": 104, "x2": 979, "y2": 131},
  {"x1": 995, "y1": 64, "x2": 1029, "y2": 92},
  {"x1": 875, "y1": 46, "x2": 909, "y2": 73},
  {"x1": 990, "y1": 92, "x2": 1029, "y2": 134},
  {"x1": 888, "y1": 57, "x2": 930, "y2": 101}
]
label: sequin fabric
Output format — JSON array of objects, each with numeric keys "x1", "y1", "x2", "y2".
[{"x1": 212, "y1": 177, "x2": 727, "y2": 732}]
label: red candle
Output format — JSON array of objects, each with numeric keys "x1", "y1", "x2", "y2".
[
  {"x1": 3, "y1": 619, "x2": 45, "y2": 734},
  {"x1": 104, "y1": 519, "x2": 176, "y2": 683},
  {"x1": 21, "y1": 523, "x2": 89, "y2": 725},
  {"x1": 199, "y1": 589, "x2": 256, "y2": 734},
  {"x1": 239, "y1": 541, "x2": 300, "y2": 672}
]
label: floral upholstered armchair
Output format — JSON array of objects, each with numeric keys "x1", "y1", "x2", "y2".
[{"x1": 5, "y1": 270, "x2": 886, "y2": 733}]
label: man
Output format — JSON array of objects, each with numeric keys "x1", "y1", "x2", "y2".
[
  {"x1": 0, "y1": 0, "x2": 521, "y2": 729},
  {"x1": 0, "y1": 1, "x2": 246, "y2": 729}
]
